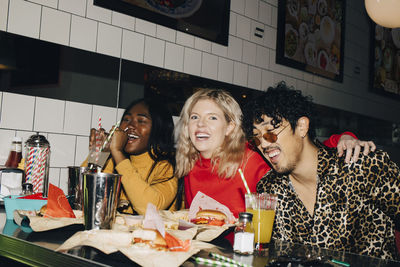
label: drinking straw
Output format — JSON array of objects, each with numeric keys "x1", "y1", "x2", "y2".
[
  {"x1": 330, "y1": 259, "x2": 350, "y2": 267},
  {"x1": 100, "y1": 120, "x2": 121, "y2": 152},
  {"x1": 238, "y1": 168, "x2": 251, "y2": 195},
  {"x1": 209, "y1": 253, "x2": 252, "y2": 267},
  {"x1": 192, "y1": 256, "x2": 238, "y2": 267},
  {"x1": 238, "y1": 168, "x2": 256, "y2": 209},
  {"x1": 95, "y1": 116, "x2": 102, "y2": 163}
]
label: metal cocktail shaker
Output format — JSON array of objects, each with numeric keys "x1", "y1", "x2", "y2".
[{"x1": 82, "y1": 172, "x2": 122, "y2": 230}]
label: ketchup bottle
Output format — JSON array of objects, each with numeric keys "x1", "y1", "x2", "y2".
[{"x1": 5, "y1": 137, "x2": 23, "y2": 168}]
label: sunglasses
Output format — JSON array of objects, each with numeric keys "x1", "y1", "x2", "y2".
[{"x1": 249, "y1": 124, "x2": 289, "y2": 146}]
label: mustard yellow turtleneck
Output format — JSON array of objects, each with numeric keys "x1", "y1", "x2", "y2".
[{"x1": 82, "y1": 152, "x2": 177, "y2": 215}]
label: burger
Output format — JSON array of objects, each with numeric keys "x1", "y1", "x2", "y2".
[
  {"x1": 131, "y1": 229, "x2": 168, "y2": 251},
  {"x1": 190, "y1": 209, "x2": 227, "y2": 226},
  {"x1": 38, "y1": 204, "x2": 47, "y2": 217}
]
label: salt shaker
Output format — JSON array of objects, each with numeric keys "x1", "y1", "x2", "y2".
[
  {"x1": 24, "y1": 133, "x2": 50, "y2": 197},
  {"x1": 233, "y1": 212, "x2": 255, "y2": 255}
]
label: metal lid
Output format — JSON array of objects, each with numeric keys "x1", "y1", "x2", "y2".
[
  {"x1": 25, "y1": 133, "x2": 50, "y2": 147},
  {"x1": 12, "y1": 136, "x2": 22, "y2": 142},
  {"x1": 238, "y1": 212, "x2": 253, "y2": 221}
]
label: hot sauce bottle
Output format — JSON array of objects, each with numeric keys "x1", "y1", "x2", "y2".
[{"x1": 5, "y1": 137, "x2": 23, "y2": 168}]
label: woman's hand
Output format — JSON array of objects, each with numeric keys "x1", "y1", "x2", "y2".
[
  {"x1": 337, "y1": 134, "x2": 376, "y2": 163},
  {"x1": 109, "y1": 126, "x2": 129, "y2": 165}
]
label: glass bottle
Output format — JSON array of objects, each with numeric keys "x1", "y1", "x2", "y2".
[
  {"x1": 233, "y1": 212, "x2": 255, "y2": 255},
  {"x1": 24, "y1": 133, "x2": 50, "y2": 197},
  {"x1": 5, "y1": 137, "x2": 23, "y2": 168}
]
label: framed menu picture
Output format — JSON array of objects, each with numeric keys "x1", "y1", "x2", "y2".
[
  {"x1": 93, "y1": 0, "x2": 230, "y2": 46},
  {"x1": 276, "y1": 0, "x2": 346, "y2": 82},
  {"x1": 370, "y1": 23, "x2": 400, "y2": 99}
]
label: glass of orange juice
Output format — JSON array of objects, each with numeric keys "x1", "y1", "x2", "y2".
[{"x1": 245, "y1": 193, "x2": 277, "y2": 251}]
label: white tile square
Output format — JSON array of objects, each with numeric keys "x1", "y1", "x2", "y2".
[
  {"x1": 229, "y1": 12, "x2": 237, "y2": 36},
  {"x1": 233, "y1": 61, "x2": 248, "y2": 87},
  {"x1": 8, "y1": 0, "x2": 41, "y2": 39},
  {"x1": 0, "y1": 93, "x2": 35, "y2": 131},
  {"x1": 217, "y1": 57, "x2": 234, "y2": 84},
  {"x1": 176, "y1": 31, "x2": 194, "y2": 47},
  {"x1": 15, "y1": 130, "x2": 36, "y2": 158},
  {"x1": 144, "y1": 36, "x2": 165, "y2": 68},
  {"x1": 135, "y1": 18, "x2": 156, "y2": 36},
  {"x1": 242, "y1": 40, "x2": 256, "y2": 65},
  {"x1": 227, "y1": 36, "x2": 243, "y2": 61},
  {"x1": 251, "y1": 20, "x2": 264, "y2": 45},
  {"x1": 121, "y1": 29, "x2": 145, "y2": 63},
  {"x1": 248, "y1": 66, "x2": 262, "y2": 90},
  {"x1": 64, "y1": 101, "x2": 92, "y2": 135},
  {"x1": 194, "y1": 38, "x2": 211, "y2": 52},
  {"x1": 48, "y1": 133, "x2": 76, "y2": 168},
  {"x1": 34, "y1": 97, "x2": 65, "y2": 133},
  {"x1": 164, "y1": 42, "x2": 184, "y2": 72},
  {"x1": 236, "y1": 15, "x2": 251, "y2": 40},
  {"x1": 112, "y1": 11, "x2": 135, "y2": 31},
  {"x1": 231, "y1": 0, "x2": 245, "y2": 14},
  {"x1": 259, "y1": 1, "x2": 272, "y2": 25},
  {"x1": 245, "y1": 0, "x2": 259, "y2": 20},
  {"x1": 264, "y1": 26, "x2": 276, "y2": 49},
  {"x1": 49, "y1": 168, "x2": 60, "y2": 188},
  {"x1": 70, "y1": 15, "x2": 98, "y2": 52},
  {"x1": 29, "y1": 0, "x2": 57, "y2": 8},
  {"x1": 0, "y1": 129, "x2": 15, "y2": 165},
  {"x1": 256, "y1": 45, "x2": 269, "y2": 69},
  {"x1": 183, "y1": 47, "x2": 201, "y2": 76},
  {"x1": 59, "y1": 0, "x2": 86, "y2": 16},
  {"x1": 271, "y1": 6, "x2": 278, "y2": 28},
  {"x1": 268, "y1": 51, "x2": 279, "y2": 73},
  {"x1": 201, "y1": 53, "x2": 218, "y2": 80},
  {"x1": 86, "y1": 0, "x2": 112, "y2": 24},
  {"x1": 156, "y1": 25, "x2": 176, "y2": 43},
  {"x1": 97, "y1": 22, "x2": 122, "y2": 58},
  {"x1": 40, "y1": 7, "x2": 71, "y2": 46},
  {"x1": 75, "y1": 136, "x2": 89, "y2": 166},
  {"x1": 59, "y1": 168, "x2": 69, "y2": 194},
  {"x1": 265, "y1": 0, "x2": 278, "y2": 7},
  {"x1": 91, "y1": 105, "x2": 118, "y2": 132},
  {"x1": 0, "y1": 0, "x2": 9, "y2": 31},
  {"x1": 211, "y1": 43, "x2": 228, "y2": 57}
]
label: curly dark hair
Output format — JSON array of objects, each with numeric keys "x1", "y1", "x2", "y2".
[
  {"x1": 242, "y1": 81, "x2": 316, "y2": 142},
  {"x1": 122, "y1": 98, "x2": 175, "y2": 183}
]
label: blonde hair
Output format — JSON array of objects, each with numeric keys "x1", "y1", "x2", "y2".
[{"x1": 175, "y1": 88, "x2": 246, "y2": 178}]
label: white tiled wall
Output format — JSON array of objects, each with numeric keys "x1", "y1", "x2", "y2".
[{"x1": 1, "y1": 0, "x2": 400, "y2": 193}]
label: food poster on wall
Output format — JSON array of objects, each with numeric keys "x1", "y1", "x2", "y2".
[
  {"x1": 372, "y1": 25, "x2": 400, "y2": 97},
  {"x1": 277, "y1": 0, "x2": 345, "y2": 81}
]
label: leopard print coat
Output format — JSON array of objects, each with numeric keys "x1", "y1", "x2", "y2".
[{"x1": 256, "y1": 146, "x2": 400, "y2": 260}]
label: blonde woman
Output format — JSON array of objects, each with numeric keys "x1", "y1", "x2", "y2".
[{"x1": 175, "y1": 88, "x2": 374, "y2": 218}]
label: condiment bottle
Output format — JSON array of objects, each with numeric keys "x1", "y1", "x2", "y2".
[
  {"x1": 24, "y1": 133, "x2": 50, "y2": 197},
  {"x1": 233, "y1": 212, "x2": 255, "y2": 255},
  {"x1": 5, "y1": 137, "x2": 23, "y2": 168}
]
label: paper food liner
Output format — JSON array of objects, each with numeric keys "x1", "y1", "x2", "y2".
[
  {"x1": 57, "y1": 229, "x2": 214, "y2": 267},
  {"x1": 57, "y1": 229, "x2": 134, "y2": 254},
  {"x1": 188, "y1": 191, "x2": 236, "y2": 223},
  {"x1": 119, "y1": 240, "x2": 213, "y2": 267},
  {"x1": 14, "y1": 210, "x2": 83, "y2": 232},
  {"x1": 142, "y1": 203, "x2": 166, "y2": 237}
]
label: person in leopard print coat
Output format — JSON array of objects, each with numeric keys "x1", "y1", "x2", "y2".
[{"x1": 242, "y1": 82, "x2": 400, "y2": 260}]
